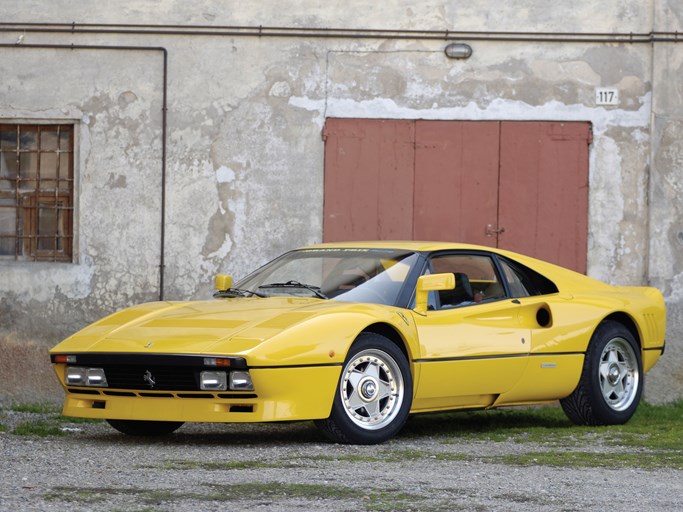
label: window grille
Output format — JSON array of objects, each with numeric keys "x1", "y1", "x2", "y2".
[{"x1": 0, "y1": 124, "x2": 74, "y2": 262}]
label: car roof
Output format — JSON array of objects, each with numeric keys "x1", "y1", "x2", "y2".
[{"x1": 301, "y1": 241, "x2": 493, "y2": 252}]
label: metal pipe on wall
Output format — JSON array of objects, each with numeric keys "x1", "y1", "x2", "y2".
[{"x1": 1, "y1": 22, "x2": 682, "y2": 44}]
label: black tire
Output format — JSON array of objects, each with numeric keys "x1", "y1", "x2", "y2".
[
  {"x1": 315, "y1": 332, "x2": 413, "y2": 445},
  {"x1": 560, "y1": 320, "x2": 642, "y2": 425},
  {"x1": 106, "y1": 419, "x2": 184, "y2": 436}
]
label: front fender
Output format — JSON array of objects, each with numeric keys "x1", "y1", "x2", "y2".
[{"x1": 236, "y1": 303, "x2": 418, "y2": 368}]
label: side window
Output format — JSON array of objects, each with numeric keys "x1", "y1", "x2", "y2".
[
  {"x1": 429, "y1": 254, "x2": 505, "y2": 309},
  {"x1": 500, "y1": 261, "x2": 531, "y2": 298},
  {"x1": 0, "y1": 124, "x2": 75, "y2": 262},
  {"x1": 498, "y1": 258, "x2": 559, "y2": 297}
]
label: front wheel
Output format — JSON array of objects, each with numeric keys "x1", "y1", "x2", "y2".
[
  {"x1": 315, "y1": 332, "x2": 413, "y2": 445},
  {"x1": 560, "y1": 321, "x2": 642, "y2": 425},
  {"x1": 106, "y1": 419, "x2": 184, "y2": 436}
]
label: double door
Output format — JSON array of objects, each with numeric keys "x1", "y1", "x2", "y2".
[{"x1": 323, "y1": 119, "x2": 591, "y2": 273}]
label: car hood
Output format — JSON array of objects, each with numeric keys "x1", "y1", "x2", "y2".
[{"x1": 52, "y1": 297, "x2": 351, "y2": 356}]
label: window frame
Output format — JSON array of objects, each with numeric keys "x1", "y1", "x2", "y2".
[
  {"x1": 425, "y1": 251, "x2": 508, "y2": 310},
  {"x1": 0, "y1": 123, "x2": 75, "y2": 262}
]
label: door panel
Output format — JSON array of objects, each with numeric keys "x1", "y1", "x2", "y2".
[
  {"x1": 411, "y1": 300, "x2": 530, "y2": 410},
  {"x1": 413, "y1": 121, "x2": 500, "y2": 245}
]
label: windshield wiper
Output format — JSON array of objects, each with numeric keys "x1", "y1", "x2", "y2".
[
  {"x1": 258, "y1": 280, "x2": 329, "y2": 299},
  {"x1": 213, "y1": 288, "x2": 266, "y2": 298}
]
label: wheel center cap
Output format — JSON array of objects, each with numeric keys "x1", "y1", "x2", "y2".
[
  {"x1": 359, "y1": 377, "x2": 378, "y2": 401},
  {"x1": 608, "y1": 365, "x2": 620, "y2": 385}
]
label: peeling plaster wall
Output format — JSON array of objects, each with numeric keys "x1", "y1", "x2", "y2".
[
  {"x1": 1, "y1": 0, "x2": 681, "y2": 403},
  {"x1": 645, "y1": 0, "x2": 683, "y2": 402}
]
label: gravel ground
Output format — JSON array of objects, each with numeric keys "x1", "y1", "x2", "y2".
[{"x1": 1, "y1": 410, "x2": 682, "y2": 512}]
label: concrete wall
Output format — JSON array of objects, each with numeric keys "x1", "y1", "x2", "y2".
[{"x1": 0, "y1": 0, "x2": 681, "y2": 403}]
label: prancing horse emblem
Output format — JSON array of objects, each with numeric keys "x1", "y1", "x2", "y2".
[{"x1": 143, "y1": 370, "x2": 156, "y2": 388}]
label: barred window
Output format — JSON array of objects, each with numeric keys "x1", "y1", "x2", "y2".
[{"x1": 0, "y1": 124, "x2": 74, "y2": 262}]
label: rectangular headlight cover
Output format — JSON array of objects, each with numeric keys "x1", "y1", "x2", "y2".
[
  {"x1": 200, "y1": 371, "x2": 228, "y2": 390},
  {"x1": 229, "y1": 370, "x2": 254, "y2": 391},
  {"x1": 65, "y1": 367, "x2": 108, "y2": 387}
]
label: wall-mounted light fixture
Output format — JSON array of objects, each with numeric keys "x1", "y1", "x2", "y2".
[{"x1": 444, "y1": 42, "x2": 473, "y2": 59}]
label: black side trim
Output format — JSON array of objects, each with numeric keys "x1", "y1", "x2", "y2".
[
  {"x1": 249, "y1": 362, "x2": 344, "y2": 370},
  {"x1": 530, "y1": 351, "x2": 584, "y2": 357},
  {"x1": 644, "y1": 345, "x2": 665, "y2": 353},
  {"x1": 413, "y1": 353, "x2": 528, "y2": 363},
  {"x1": 51, "y1": 353, "x2": 248, "y2": 369},
  {"x1": 413, "y1": 351, "x2": 584, "y2": 364}
]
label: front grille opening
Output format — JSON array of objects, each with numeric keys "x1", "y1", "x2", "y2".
[
  {"x1": 67, "y1": 388, "x2": 101, "y2": 395},
  {"x1": 230, "y1": 405, "x2": 254, "y2": 413},
  {"x1": 103, "y1": 390, "x2": 136, "y2": 397},
  {"x1": 104, "y1": 365, "x2": 197, "y2": 391},
  {"x1": 139, "y1": 392, "x2": 174, "y2": 398}
]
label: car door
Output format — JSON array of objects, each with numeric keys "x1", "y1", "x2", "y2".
[{"x1": 411, "y1": 253, "x2": 530, "y2": 411}]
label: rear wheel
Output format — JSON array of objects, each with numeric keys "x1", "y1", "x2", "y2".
[
  {"x1": 106, "y1": 419, "x2": 184, "y2": 436},
  {"x1": 561, "y1": 321, "x2": 642, "y2": 425},
  {"x1": 315, "y1": 332, "x2": 412, "y2": 444}
]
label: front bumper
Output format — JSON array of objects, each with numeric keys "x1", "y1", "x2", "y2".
[{"x1": 55, "y1": 365, "x2": 341, "y2": 423}]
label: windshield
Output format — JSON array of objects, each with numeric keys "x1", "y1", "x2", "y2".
[{"x1": 234, "y1": 248, "x2": 420, "y2": 306}]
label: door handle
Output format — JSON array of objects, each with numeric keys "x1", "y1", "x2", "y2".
[{"x1": 485, "y1": 224, "x2": 506, "y2": 237}]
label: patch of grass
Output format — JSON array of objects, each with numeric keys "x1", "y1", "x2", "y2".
[
  {"x1": 152, "y1": 459, "x2": 274, "y2": 471},
  {"x1": 496, "y1": 450, "x2": 683, "y2": 470},
  {"x1": 46, "y1": 486, "x2": 185, "y2": 505},
  {"x1": 0, "y1": 423, "x2": 6, "y2": 433},
  {"x1": 207, "y1": 482, "x2": 359, "y2": 500},
  {"x1": 11, "y1": 402, "x2": 61, "y2": 414},
  {"x1": 12, "y1": 420, "x2": 65, "y2": 437},
  {"x1": 364, "y1": 488, "x2": 428, "y2": 511},
  {"x1": 45, "y1": 487, "x2": 112, "y2": 503}
]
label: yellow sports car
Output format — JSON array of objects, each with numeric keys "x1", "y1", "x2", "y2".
[{"x1": 50, "y1": 242, "x2": 666, "y2": 444}]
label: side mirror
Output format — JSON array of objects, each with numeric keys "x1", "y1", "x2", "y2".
[
  {"x1": 214, "y1": 274, "x2": 233, "y2": 291},
  {"x1": 414, "y1": 273, "x2": 455, "y2": 315}
]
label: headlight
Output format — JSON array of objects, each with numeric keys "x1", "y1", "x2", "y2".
[
  {"x1": 200, "y1": 371, "x2": 228, "y2": 391},
  {"x1": 65, "y1": 367, "x2": 108, "y2": 387},
  {"x1": 229, "y1": 371, "x2": 254, "y2": 391}
]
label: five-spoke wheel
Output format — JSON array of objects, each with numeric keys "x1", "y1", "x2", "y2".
[{"x1": 315, "y1": 332, "x2": 412, "y2": 444}]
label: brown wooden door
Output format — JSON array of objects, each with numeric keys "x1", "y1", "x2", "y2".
[
  {"x1": 323, "y1": 119, "x2": 591, "y2": 273},
  {"x1": 413, "y1": 121, "x2": 500, "y2": 245},
  {"x1": 498, "y1": 122, "x2": 590, "y2": 273},
  {"x1": 322, "y1": 119, "x2": 414, "y2": 241}
]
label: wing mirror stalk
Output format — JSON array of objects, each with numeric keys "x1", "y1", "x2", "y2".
[{"x1": 414, "y1": 273, "x2": 455, "y2": 315}]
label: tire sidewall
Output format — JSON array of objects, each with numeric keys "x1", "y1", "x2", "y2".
[{"x1": 329, "y1": 333, "x2": 413, "y2": 444}]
